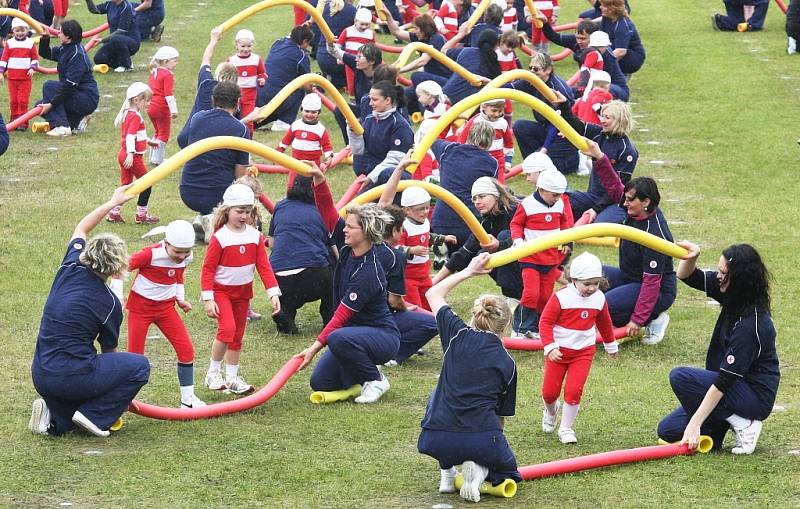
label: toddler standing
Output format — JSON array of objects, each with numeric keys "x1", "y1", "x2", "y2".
[
  {"x1": 0, "y1": 18, "x2": 38, "y2": 130},
  {"x1": 147, "y1": 45, "x2": 179, "y2": 167},
  {"x1": 228, "y1": 29, "x2": 266, "y2": 134},
  {"x1": 337, "y1": 8, "x2": 376, "y2": 96}
]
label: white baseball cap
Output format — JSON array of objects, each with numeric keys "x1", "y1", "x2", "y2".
[
  {"x1": 235, "y1": 29, "x2": 255, "y2": 42},
  {"x1": 521, "y1": 152, "x2": 556, "y2": 174},
  {"x1": 301, "y1": 93, "x2": 322, "y2": 111},
  {"x1": 589, "y1": 31, "x2": 611, "y2": 48},
  {"x1": 400, "y1": 186, "x2": 431, "y2": 207},
  {"x1": 222, "y1": 183, "x2": 255, "y2": 207},
  {"x1": 164, "y1": 220, "x2": 196, "y2": 248},
  {"x1": 570, "y1": 252, "x2": 603, "y2": 280},
  {"x1": 536, "y1": 168, "x2": 567, "y2": 193}
]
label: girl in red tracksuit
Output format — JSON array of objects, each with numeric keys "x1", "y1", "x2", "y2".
[
  {"x1": 201, "y1": 184, "x2": 281, "y2": 395},
  {"x1": 529, "y1": 0, "x2": 559, "y2": 52},
  {"x1": 228, "y1": 28, "x2": 266, "y2": 135},
  {"x1": 108, "y1": 82, "x2": 159, "y2": 224},
  {"x1": 0, "y1": 18, "x2": 38, "y2": 130},
  {"x1": 539, "y1": 252, "x2": 619, "y2": 445},
  {"x1": 126, "y1": 220, "x2": 205, "y2": 408},
  {"x1": 277, "y1": 93, "x2": 333, "y2": 188},
  {"x1": 147, "y1": 45, "x2": 179, "y2": 166}
]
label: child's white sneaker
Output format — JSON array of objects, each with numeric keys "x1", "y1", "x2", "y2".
[
  {"x1": 460, "y1": 461, "x2": 488, "y2": 503},
  {"x1": 439, "y1": 467, "x2": 457, "y2": 493},
  {"x1": 558, "y1": 427, "x2": 578, "y2": 444},
  {"x1": 542, "y1": 401, "x2": 561, "y2": 433},
  {"x1": 354, "y1": 374, "x2": 390, "y2": 403},
  {"x1": 225, "y1": 375, "x2": 254, "y2": 395},
  {"x1": 731, "y1": 419, "x2": 763, "y2": 455},
  {"x1": 204, "y1": 371, "x2": 227, "y2": 391}
]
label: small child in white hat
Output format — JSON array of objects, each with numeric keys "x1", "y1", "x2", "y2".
[
  {"x1": 228, "y1": 29, "x2": 266, "y2": 134},
  {"x1": 277, "y1": 93, "x2": 334, "y2": 187},
  {"x1": 147, "y1": 45, "x2": 180, "y2": 166},
  {"x1": 0, "y1": 17, "x2": 38, "y2": 131}
]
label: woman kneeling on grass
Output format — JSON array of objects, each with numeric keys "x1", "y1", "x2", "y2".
[
  {"x1": 657, "y1": 241, "x2": 780, "y2": 455},
  {"x1": 29, "y1": 186, "x2": 150, "y2": 437},
  {"x1": 419, "y1": 252, "x2": 522, "y2": 503}
]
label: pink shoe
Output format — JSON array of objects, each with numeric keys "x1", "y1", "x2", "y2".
[
  {"x1": 106, "y1": 211, "x2": 125, "y2": 223},
  {"x1": 247, "y1": 308, "x2": 262, "y2": 321},
  {"x1": 135, "y1": 212, "x2": 160, "y2": 224}
]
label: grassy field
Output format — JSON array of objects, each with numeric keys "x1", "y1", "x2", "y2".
[{"x1": 1, "y1": 0, "x2": 799, "y2": 507}]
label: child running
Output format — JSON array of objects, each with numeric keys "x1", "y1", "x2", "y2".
[
  {"x1": 108, "y1": 82, "x2": 159, "y2": 224},
  {"x1": 0, "y1": 18, "x2": 38, "y2": 131},
  {"x1": 539, "y1": 251, "x2": 619, "y2": 444},
  {"x1": 126, "y1": 220, "x2": 205, "y2": 408},
  {"x1": 202, "y1": 184, "x2": 281, "y2": 394},
  {"x1": 147, "y1": 45, "x2": 179, "y2": 167}
]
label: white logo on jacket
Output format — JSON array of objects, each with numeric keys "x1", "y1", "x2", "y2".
[
  {"x1": 727, "y1": 354, "x2": 735, "y2": 364},
  {"x1": 649, "y1": 260, "x2": 658, "y2": 269},
  {"x1": 349, "y1": 292, "x2": 358, "y2": 301},
  {"x1": 73, "y1": 243, "x2": 82, "y2": 250}
]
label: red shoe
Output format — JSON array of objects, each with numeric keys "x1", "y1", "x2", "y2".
[
  {"x1": 135, "y1": 212, "x2": 160, "y2": 224},
  {"x1": 106, "y1": 211, "x2": 125, "y2": 223}
]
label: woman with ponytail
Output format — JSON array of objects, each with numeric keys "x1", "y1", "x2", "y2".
[{"x1": 440, "y1": 24, "x2": 500, "y2": 104}]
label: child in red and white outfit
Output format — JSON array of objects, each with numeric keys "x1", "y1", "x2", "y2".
[
  {"x1": 108, "y1": 82, "x2": 159, "y2": 224},
  {"x1": 527, "y1": 0, "x2": 559, "y2": 52},
  {"x1": 277, "y1": 93, "x2": 333, "y2": 187},
  {"x1": 412, "y1": 119, "x2": 440, "y2": 182},
  {"x1": 126, "y1": 220, "x2": 206, "y2": 408},
  {"x1": 399, "y1": 186, "x2": 456, "y2": 310},
  {"x1": 456, "y1": 101, "x2": 514, "y2": 183},
  {"x1": 435, "y1": 0, "x2": 460, "y2": 40},
  {"x1": 416, "y1": 80, "x2": 448, "y2": 122},
  {"x1": 52, "y1": 0, "x2": 69, "y2": 29},
  {"x1": 510, "y1": 164, "x2": 573, "y2": 337},
  {"x1": 0, "y1": 18, "x2": 39, "y2": 130},
  {"x1": 337, "y1": 8, "x2": 375, "y2": 97},
  {"x1": 539, "y1": 251, "x2": 619, "y2": 444},
  {"x1": 572, "y1": 70, "x2": 613, "y2": 125},
  {"x1": 574, "y1": 31, "x2": 607, "y2": 97},
  {"x1": 146, "y1": 45, "x2": 179, "y2": 166},
  {"x1": 202, "y1": 184, "x2": 281, "y2": 395},
  {"x1": 228, "y1": 29, "x2": 266, "y2": 135},
  {"x1": 500, "y1": 0, "x2": 518, "y2": 32}
]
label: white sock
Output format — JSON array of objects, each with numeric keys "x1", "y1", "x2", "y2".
[
  {"x1": 725, "y1": 413, "x2": 752, "y2": 429},
  {"x1": 560, "y1": 403, "x2": 580, "y2": 430},
  {"x1": 225, "y1": 364, "x2": 239, "y2": 380},
  {"x1": 543, "y1": 398, "x2": 558, "y2": 416},
  {"x1": 180, "y1": 385, "x2": 194, "y2": 404},
  {"x1": 208, "y1": 359, "x2": 222, "y2": 374},
  {"x1": 136, "y1": 205, "x2": 148, "y2": 216},
  {"x1": 442, "y1": 466, "x2": 457, "y2": 477}
]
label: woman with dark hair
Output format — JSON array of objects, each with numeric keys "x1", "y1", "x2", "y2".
[
  {"x1": 599, "y1": 0, "x2": 645, "y2": 75},
  {"x1": 36, "y1": 20, "x2": 100, "y2": 136},
  {"x1": 441, "y1": 25, "x2": 500, "y2": 105},
  {"x1": 657, "y1": 241, "x2": 779, "y2": 454},
  {"x1": 581, "y1": 139, "x2": 676, "y2": 345},
  {"x1": 85, "y1": 0, "x2": 141, "y2": 72}
]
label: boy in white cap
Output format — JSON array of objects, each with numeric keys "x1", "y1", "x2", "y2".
[
  {"x1": 125, "y1": 220, "x2": 206, "y2": 408},
  {"x1": 539, "y1": 251, "x2": 619, "y2": 444},
  {"x1": 147, "y1": 45, "x2": 179, "y2": 166},
  {"x1": 0, "y1": 17, "x2": 39, "y2": 130},
  {"x1": 510, "y1": 166, "x2": 573, "y2": 337},
  {"x1": 337, "y1": 8, "x2": 376, "y2": 96},
  {"x1": 227, "y1": 29, "x2": 266, "y2": 135},
  {"x1": 277, "y1": 93, "x2": 334, "y2": 187}
]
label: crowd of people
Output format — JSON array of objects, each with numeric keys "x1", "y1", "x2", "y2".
[{"x1": 6, "y1": 0, "x2": 782, "y2": 504}]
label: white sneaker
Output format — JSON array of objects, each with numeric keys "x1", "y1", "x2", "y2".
[
  {"x1": 542, "y1": 401, "x2": 561, "y2": 433},
  {"x1": 201, "y1": 214, "x2": 213, "y2": 244},
  {"x1": 383, "y1": 359, "x2": 398, "y2": 367},
  {"x1": 460, "y1": 461, "x2": 488, "y2": 503},
  {"x1": 225, "y1": 375, "x2": 254, "y2": 395},
  {"x1": 270, "y1": 119, "x2": 290, "y2": 132},
  {"x1": 731, "y1": 419, "x2": 763, "y2": 455},
  {"x1": 45, "y1": 126, "x2": 71, "y2": 137},
  {"x1": 789, "y1": 36, "x2": 797, "y2": 55},
  {"x1": 642, "y1": 312, "x2": 670, "y2": 345},
  {"x1": 28, "y1": 398, "x2": 51, "y2": 435},
  {"x1": 558, "y1": 427, "x2": 578, "y2": 444},
  {"x1": 113, "y1": 66, "x2": 133, "y2": 73},
  {"x1": 205, "y1": 371, "x2": 227, "y2": 391},
  {"x1": 181, "y1": 394, "x2": 207, "y2": 409},
  {"x1": 439, "y1": 467, "x2": 457, "y2": 494},
  {"x1": 354, "y1": 374, "x2": 390, "y2": 403},
  {"x1": 72, "y1": 410, "x2": 110, "y2": 437}
]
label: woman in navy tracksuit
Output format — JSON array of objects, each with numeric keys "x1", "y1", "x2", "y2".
[
  {"x1": 441, "y1": 26, "x2": 502, "y2": 105},
  {"x1": 134, "y1": 0, "x2": 164, "y2": 41},
  {"x1": 658, "y1": 241, "x2": 779, "y2": 455},
  {"x1": 85, "y1": 0, "x2": 141, "y2": 71},
  {"x1": 419, "y1": 252, "x2": 521, "y2": 503},
  {"x1": 599, "y1": 0, "x2": 645, "y2": 75},
  {"x1": 314, "y1": 0, "x2": 357, "y2": 90},
  {"x1": 36, "y1": 21, "x2": 100, "y2": 133}
]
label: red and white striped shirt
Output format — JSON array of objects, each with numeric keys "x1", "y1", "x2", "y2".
[
  {"x1": 539, "y1": 283, "x2": 616, "y2": 354},
  {"x1": 337, "y1": 25, "x2": 375, "y2": 55},
  {"x1": 400, "y1": 218, "x2": 431, "y2": 279},
  {"x1": 501, "y1": 7, "x2": 517, "y2": 33},
  {"x1": 279, "y1": 119, "x2": 334, "y2": 165},
  {"x1": 510, "y1": 194, "x2": 572, "y2": 265},
  {"x1": 228, "y1": 53, "x2": 266, "y2": 89},
  {"x1": 120, "y1": 110, "x2": 148, "y2": 154},
  {"x1": 456, "y1": 114, "x2": 514, "y2": 177},
  {"x1": 201, "y1": 224, "x2": 280, "y2": 301},
  {"x1": 435, "y1": 0, "x2": 459, "y2": 40},
  {"x1": 0, "y1": 37, "x2": 39, "y2": 80},
  {"x1": 149, "y1": 66, "x2": 177, "y2": 115},
  {"x1": 126, "y1": 241, "x2": 192, "y2": 313},
  {"x1": 496, "y1": 47, "x2": 519, "y2": 73}
]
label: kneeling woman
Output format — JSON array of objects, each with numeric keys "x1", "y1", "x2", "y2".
[
  {"x1": 419, "y1": 252, "x2": 522, "y2": 503},
  {"x1": 295, "y1": 204, "x2": 400, "y2": 404}
]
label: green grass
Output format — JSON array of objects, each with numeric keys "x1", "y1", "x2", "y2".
[{"x1": 2, "y1": 0, "x2": 800, "y2": 507}]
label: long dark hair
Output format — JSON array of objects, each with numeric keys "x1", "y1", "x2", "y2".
[
  {"x1": 476, "y1": 29, "x2": 501, "y2": 79},
  {"x1": 287, "y1": 175, "x2": 314, "y2": 204},
  {"x1": 371, "y1": 80, "x2": 407, "y2": 109},
  {"x1": 720, "y1": 244, "x2": 772, "y2": 316}
]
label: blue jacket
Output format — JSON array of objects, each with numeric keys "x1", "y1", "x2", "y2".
[
  {"x1": 268, "y1": 199, "x2": 331, "y2": 272},
  {"x1": 38, "y1": 39, "x2": 100, "y2": 108}
]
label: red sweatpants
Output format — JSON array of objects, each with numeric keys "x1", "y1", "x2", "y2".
[
  {"x1": 530, "y1": 9, "x2": 554, "y2": 45},
  {"x1": 541, "y1": 346, "x2": 595, "y2": 405},
  {"x1": 53, "y1": 0, "x2": 69, "y2": 16},
  {"x1": 215, "y1": 292, "x2": 250, "y2": 351},
  {"x1": 520, "y1": 266, "x2": 560, "y2": 312},
  {"x1": 8, "y1": 79, "x2": 32, "y2": 126},
  {"x1": 118, "y1": 150, "x2": 148, "y2": 184},
  {"x1": 147, "y1": 102, "x2": 172, "y2": 142},
  {"x1": 404, "y1": 274, "x2": 432, "y2": 311},
  {"x1": 344, "y1": 65, "x2": 356, "y2": 97},
  {"x1": 127, "y1": 306, "x2": 195, "y2": 363},
  {"x1": 240, "y1": 86, "x2": 257, "y2": 136}
]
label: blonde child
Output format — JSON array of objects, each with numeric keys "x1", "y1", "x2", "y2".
[
  {"x1": 572, "y1": 70, "x2": 613, "y2": 125},
  {"x1": 277, "y1": 93, "x2": 334, "y2": 188},
  {"x1": 232, "y1": 173, "x2": 271, "y2": 322},
  {"x1": 456, "y1": 101, "x2": 514, "y2": 182},
  {"x1": 539, "y1": 252, "x2": 618, "y2": 444},
  {"x1": 147, "y1": 45, "x2": 179, "y2": 166},
  {"x1": 0, "y1": 18, "x2": 38, "y2": 130},
  {"x1": 415, "y1": 80, "x2": 448, "y2": 121},
  {"x1": 126, "y1": 220, "x2": 205, "y2": 408},
  {"x1": 509, "y1": 162, "x2": 573, "y2": 337},
  {"x1": 228, "y1": 29, "x2": 266, "y2": 134},
  {"x1": 202, "y1": 184, "x2": 281, "y2": 394},
  {"x1": 337, "y1": 8, "x2": 375, "y2": 96},
  {"x1": 108, "y1": 82, "x2": 159, "y2": 224}
]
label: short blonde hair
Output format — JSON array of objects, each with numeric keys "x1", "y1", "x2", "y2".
[
  {"x1": 600, "y1": 100, "x2": 634, "y2": 136},
  {"x1": 214, "y1": 62, "x2": 238, "y2": 83},
  {"x1": 469, "y1": 294, "x2": 511, "y2": 335},
  {"x1": 467, "y1": 120, "x2": 496, "y2": 149},
  {"x1": 345, "y1": 203, "x2": 392, "y2": 244},
  {"x1": 79, "y1": 233, "x2": 128, "y2": 278}
]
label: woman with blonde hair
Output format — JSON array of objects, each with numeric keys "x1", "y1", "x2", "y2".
[{"x1": 419, "y1": 252, "x2": 522, "y2": 503}]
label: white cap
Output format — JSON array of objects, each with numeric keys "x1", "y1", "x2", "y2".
[
  {"x1": 164, "y1": 220, "x2": 196, "y2": 248},
  {"x1": 235, "y1": 28, "x2": 255, "y2": 42},
  {"x1": 570, "y1": 252, "x2": 603, "y2": 280},
  {"x1": 222, "y1": 183, "x2": 255, "y2": 207},
  {"x1": 591, "y1": 70, "x2": 611, "y2": 83},
  {"x1": 400, "y1": 186, "x2": 431, "y2": 207},
  {"x1": 11, "y1": 17, "x2": 29, "y2": 29},
  {"x1": 153, "y1": 45, "x2": 179, "y2": 61},
  {"x1": 521, "y1": 152, "x2": 556, "y2": 174},
  {"x1": 355, "y1": 8, "x2": 373, "y2": 22},
  {"x1": 589, "y1": 31, "x2": 610, "y2": 47},
  {"x1": 358, "y1": 0, "x2": 375, "y2": 7},
  {"x1": 471, "y1": 176, "x2": 500, "y2": 198},
  {"x1": 126, "y1": 82, "x2": 151, "y2": 100},
  {"x1": 415, "y1": 80, "x2": 443, "y2": 99},
  {"x1": 537, "y1": 168, "x2": 567, "y2": 193},
  {"x1": 490, "y1": 0, "x2": 506, "y2": 8},
  {"x1": 301, "y1": 93, "x2": 322, "y2": 111}
]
